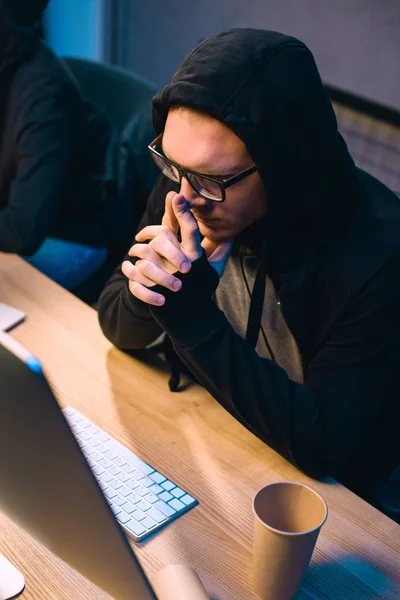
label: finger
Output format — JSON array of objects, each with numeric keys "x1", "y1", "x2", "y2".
[
  {"x1": 204, "y1": 238, "x2": 233, "y2": 262},
  {"x1": 128, "y1": 279, "x2": 165, "y2": 306},
  {"x1": 130, "y1": 241, "x2": 190, "y2": 274},
  {"x1": 121, "y1": 260, "x2": 155, "y2": 287},
  {"x1": 201, "y1": 236, "x2": 219, "y2": 258},
  {"x1": 134, "y1": 225, "x2": 171, "y2": 244},
  {"x1": 162, "y1": 191, "x2": 180, "y2": 233},
  {"x1": 149, "y1": 236, "x2": 191, "y2": 273},
  {"x1": 136, "y1": 259, "x2": 183, "y2": 292},
  {"x1": 172, "y1": 194, "x2": 202, "y2": 260},
  {"x1": 128, "y1": 243, "x2": 165, "y2": 269}
]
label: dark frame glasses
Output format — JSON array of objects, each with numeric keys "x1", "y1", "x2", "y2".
[{"x1": 148, "y1": 133, "x2": 258, "y2": 202}]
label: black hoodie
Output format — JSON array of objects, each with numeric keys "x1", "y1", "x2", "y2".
[
  {"x1": 0, "y1": 0, "x2": 111, "y2": 255},
  {"x1": 98, "y1": 29, "x2": 400, "y2": 499}
]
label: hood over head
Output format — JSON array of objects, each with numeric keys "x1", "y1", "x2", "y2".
[
  {"x1": 152, "y1": 28, "x2": 364, "y2": 274},
  {"x1": 0, "y1": 0, "x2": 47, "y2": 80}
]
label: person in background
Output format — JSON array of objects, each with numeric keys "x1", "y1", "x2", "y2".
[
  {"x1": 0, "y1": 0, "x2": 112, "y2": 295},
  {"x1": 98, "y1": 29, "x2": 400, "y2": 502}
]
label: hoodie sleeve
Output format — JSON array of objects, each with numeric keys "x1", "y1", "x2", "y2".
[
  {"x1": 149, "y1": 252, "x2": 400, "y2": 493},
  {"x1": 0, "y1": 84, "x2": 73, "y2": 255},
  {"x1": 97, "y1": 176, "x2": 178, "y2": 350}
]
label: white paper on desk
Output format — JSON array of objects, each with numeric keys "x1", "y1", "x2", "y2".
[{"x1": 0, "y1": 303, "x2": 26, "y2": 331}]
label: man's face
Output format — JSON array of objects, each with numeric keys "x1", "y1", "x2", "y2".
[{"x1": 162, "y1": 109, "x2": 268, "y2": 242}]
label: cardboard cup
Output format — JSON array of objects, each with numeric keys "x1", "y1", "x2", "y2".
[{"x1": 252, "y1": 481, "x2": 327, "y2": 600}]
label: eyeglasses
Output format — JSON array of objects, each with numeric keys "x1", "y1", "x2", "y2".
[{"x1": 148, "y1": 133, "x2": 258, "y2": 202}]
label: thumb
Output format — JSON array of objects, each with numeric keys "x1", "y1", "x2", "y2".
[
  {"x1": 201, "y1": 236, "x2": 219, "y2": 258},
  {"x1": 202, "y1": 237, "x2": 233, "y2": 277},
  {"x1": 162, "y1": 191, "x2": 180, "y2": 234}
]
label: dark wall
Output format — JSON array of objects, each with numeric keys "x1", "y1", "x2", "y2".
[{"x1": 123, "y1": 0, "x2": 400, "y2": 111}]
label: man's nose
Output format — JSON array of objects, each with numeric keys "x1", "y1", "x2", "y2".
[{"x1": 179, "y1": 177, "x2": 209, "y2": 209}]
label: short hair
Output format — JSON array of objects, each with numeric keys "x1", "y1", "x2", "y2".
[{"x1": 169, "y1": 104, "x2": 214, "y2": 122}]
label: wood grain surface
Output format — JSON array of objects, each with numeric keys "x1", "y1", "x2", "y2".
[{"x1": 1, "y1": 254, "x2": 399, "y2": 600}]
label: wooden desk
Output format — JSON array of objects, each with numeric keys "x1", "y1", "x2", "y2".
[{"x1": 1, "y1": 254, "x2": 399, "y2": 600}]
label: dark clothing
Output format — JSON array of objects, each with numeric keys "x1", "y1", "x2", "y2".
[
  {"x1": 0, "y1": 0, "x2": 111, "y2": 255},
  {"x1": 98, "y1": 29, "x2": 400, "y2": 499}
]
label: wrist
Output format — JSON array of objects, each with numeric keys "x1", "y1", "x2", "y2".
[{"x1": 149, "y1": 252, "x2": 224, "y2": 346}]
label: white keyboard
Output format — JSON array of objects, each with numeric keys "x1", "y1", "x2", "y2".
[{"x1": 63, "y1": 407, "x2": 198, "y2": 542}]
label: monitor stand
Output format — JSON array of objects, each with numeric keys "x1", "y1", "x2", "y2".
[
  {"x1": 0, "y1": 304, "x2": 25, "y2": 332},
  {"x1": 154, "y1": 564, "x2": 209, "y2": 600},
  {"x1": 0, "y1": 554, "x2": 25, "y2": 600}
]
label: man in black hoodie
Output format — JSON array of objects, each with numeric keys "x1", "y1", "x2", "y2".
[
  {"x1": 98, "y1": 29, "x2": 400, "y2": 502},
  {"x1": 0, "y1": 0, "x2": 111, "y2": 291}
]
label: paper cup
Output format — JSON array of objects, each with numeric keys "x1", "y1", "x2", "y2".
[{"x1": 252, "y1": 481, "x2": 327, "y2": 600}]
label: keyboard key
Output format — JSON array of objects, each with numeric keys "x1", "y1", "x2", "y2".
[
  {"x1": 82, "y1": 445, "x2": 95, "y2": 455},
  {"x1": 128, "y1": 492, "x2": 141, "y2": 504},
  {"x1": 91, "y1": 452, "x2": 103, "y2": 463},
  {"x1": 109, "y1": 478, "x2": 123, "y2": 490},
  {"x1": 126, "y1": 520, "x2": 146, "y2": 537},
  {"x1": 103, "y1": 488, "x2": 117, "y2": 499},
  {"x1": 95, "y1": 443, "x2": 107, "y2": 453},
  {"x1": 107, "y1": 466, "x2": 121, "y2": 477},
  {"x1": 116, "y1": 472, "x2": 130, "y2": 483},
  {"x1": 133, "y1": 509, "x2": 146, "y2": 522},
  {"x1": 136, "y1": 500, "x2": 151, "y2": 512},
  {"x1": 181, "y1": 494, "x2": 196, "y2": 506},
  {"x1": 122, "y1": 463, "x2": 136, "y2": 474},
  {"x1": 169, "y1": 498, "x2": 185, "y2": 511},
  {"x1": 150, "y1": 472, "x2": 166, "y2": 485},
  {"x1": 88, "y1": 437, "x2": 101, "y2": 448},
  {"x1": 136, "y1": 486, "x2": 150, "y2": 497},
  {"x1": 98, "y1": 481, "x2": 108, "y2": 491},
  {"x1": 171, "y1": 487, "x2": 185, "y2": 499},
  {"x1": 99, "y1": 458, "x2": 112, "y2": 469},
  {"x1": 86, "y1": 458, "x2": 96, "y2": 468},
  {"x1": 92, "y1": 465, "x2": 105, "y2": 476},
  {"x1": 71, "y1": 425, "x2": 84, "y2": 435},
  {"x1": 131, "y1": 469, "x2": 145, "y2": 479},
  {"x1": 118, "y1": 486, "x2": 133, "y2": 498},
  {"x1": 147, "y1": 507, "x2": 167, "y2": 524},
  {"x1": 110, "y1": 504, "x2": 121, "y2": 516},
  {"x1": 154, "y1": 500, "x2": 176, "y2": 518},
  {"x1": 123, "y1": 501, "x2": 137, "y2": 514},
  {"x1": 161, "y1": 481, "x2": 175, "y2": 492},
  {"x1": 113, "y1": 495, "x2": 127, "y2": 507},
  {"x1": 159, "y1": 491, "x2": 173, "y2": 503},
  {"x1": 145, "y1": 492, "x2": 159, "y2": 504},
  {"x1": 113, "y1": 457, "x2": 127, "y2": 468},
  {"x1": 137, "y1": 476, "x2": 154, "y2": 487},
  {"x1": 148, "y1": 484, "x2": 163, "y2": 495},
  {"x1": 117, "y1": 512, "x2": 132, "y2": 525},
  {"x1": 103, "y1": 450, "x2": 118, "y2": 461},
  {"x1": 63, "y1": 407, "x2": 76, "y2": 416},
  {"x1": 79, "y1": 431, "x2": 92, "y2": 441},
  {"x1": 141, "y1": 516, "x2": 157, "y2": 530},
  {"x1": 95, "y1": 432, "x2": 110, "y2": 443},
  {"x1": 99, "y1": 471, "x2": 114, "y2": 483},
  {"x1": 126, "y1": 480, "x2": 140, "y2": 491},
  {"x1": 86, "y1": 425, "x2": 99, "y2": 435}
]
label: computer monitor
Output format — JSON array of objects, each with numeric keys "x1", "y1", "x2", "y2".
[{"x1": 0, "y1": 339, "x2": 158, "y2": 600}]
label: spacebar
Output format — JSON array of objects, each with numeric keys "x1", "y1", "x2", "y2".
[{"x1": 106, "y1": 437, "x2": 155, "y2": 476}]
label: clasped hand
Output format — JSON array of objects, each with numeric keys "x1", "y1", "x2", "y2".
[{"x1": 122, "y1": 191, "x2": 233, "y2": 306}]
